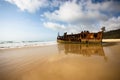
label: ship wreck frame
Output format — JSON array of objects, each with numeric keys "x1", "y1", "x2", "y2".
[{"x1": 57, "y1": 30, "x2": 104, "y2": 44}]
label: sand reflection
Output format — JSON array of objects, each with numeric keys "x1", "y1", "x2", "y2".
[{"x1": 58, "y1": 43, "x2": 107, "y2": 60}]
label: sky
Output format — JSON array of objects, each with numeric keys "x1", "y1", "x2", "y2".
[{"x1": 0, "y1": 0, "x2": 120, "y2": 41}]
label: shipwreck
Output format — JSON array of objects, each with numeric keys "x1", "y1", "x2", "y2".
[{"x1": 57, "y1": 27, "x2": 105, "y2": 43}]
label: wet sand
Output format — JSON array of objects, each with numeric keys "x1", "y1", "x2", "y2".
[{"x1": 0, "y1": 42, "x2": 120, "y2": 80}]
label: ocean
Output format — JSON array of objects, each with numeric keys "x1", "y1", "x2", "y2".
[{"x1": 0, "y1": 41, "x2": 57, "y2": 49}]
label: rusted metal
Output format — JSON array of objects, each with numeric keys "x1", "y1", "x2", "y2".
[{"x1": 57, "y1": 31, "x2": 103, "y2": 44}]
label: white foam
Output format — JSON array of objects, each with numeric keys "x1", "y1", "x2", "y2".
[{"x1": 0, "y1": 41, "x2": 57, "y2": 49}]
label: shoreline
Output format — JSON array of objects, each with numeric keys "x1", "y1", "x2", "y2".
[
  {"x1": 102, "y1": 39, "x2": 120, "y2": 42},
  {"x1": 0, "y1": 39, "x2": 120, "y2": 50}
]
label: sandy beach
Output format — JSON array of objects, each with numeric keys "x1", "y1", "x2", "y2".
[
  {"x1": 1, "y1": 0, "x2": 120, "y2": 80},
  {"x1": 102, "y1": 39, "x2": 120, "y2": 42},
  {"x1": 0, "y1": 41, "x2": 120, "y2": 80}
]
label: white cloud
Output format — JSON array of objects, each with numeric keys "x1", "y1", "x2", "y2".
[
  {"x1": 43, "y1": 22, "x2": 78, "y2": 33},
  {"x1": 43, "y1": 0, "x2": 120, "y2": 32},
  {"x1": 5, "y1": 0, "x2": 47, "y2": 13},
  {"x1": 43, "y1": 2, "x2": 82, "y2": 22},
  {"x1": 86, "y1": 1, "x2": 120, "y2": 13},
  {"x1": 43, "y1": 22, "x2": 100, "y2": 33},
  {"x1": 5, "y1": 0, "x2": 66, "y2": 13},
  {"x1": 43, "y1": 1, "x2": 108, "y2": 23},
  {"x1": 100, "y1": 17, "x2": 120, "y2": 31},
  {"x1": 5, "y1": 0, "x2": 120, "y2": 31},
  {"x1": 43, "y1": 22, "x2": 66, "y2": 31}
]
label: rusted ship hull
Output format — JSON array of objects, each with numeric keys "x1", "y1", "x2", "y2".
[
  {"x1": 57, "y1": 31, "x2": 103, "y2": 44},
  {"x1": 57, "y1": 39, "x2": 102, "y2": 44}
]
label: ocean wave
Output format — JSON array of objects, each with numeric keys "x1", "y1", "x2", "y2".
[{"x1": 0, "y1": 41, "x2": 57, "y2": 49}]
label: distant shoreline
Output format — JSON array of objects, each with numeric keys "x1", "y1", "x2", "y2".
[{"x1": 102, "y1": 39, "x2": 120, "y2": 42}]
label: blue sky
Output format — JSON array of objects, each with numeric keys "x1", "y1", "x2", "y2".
[{"x1": 0, "y1": 0, "x2": 120, "y2": 41}]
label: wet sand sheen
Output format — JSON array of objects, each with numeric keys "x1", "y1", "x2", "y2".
[{"x1": 0, "y1": 43, "x2": 120, "y2": 80}]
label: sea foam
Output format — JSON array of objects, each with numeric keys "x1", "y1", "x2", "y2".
[{"x1": 0, "y1": 41, "x2": 57, "y2": 49}]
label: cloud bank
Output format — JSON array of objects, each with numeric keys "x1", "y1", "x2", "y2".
[{"x1": 5, "y1": 0, "x2": 120, "y2": 32}]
